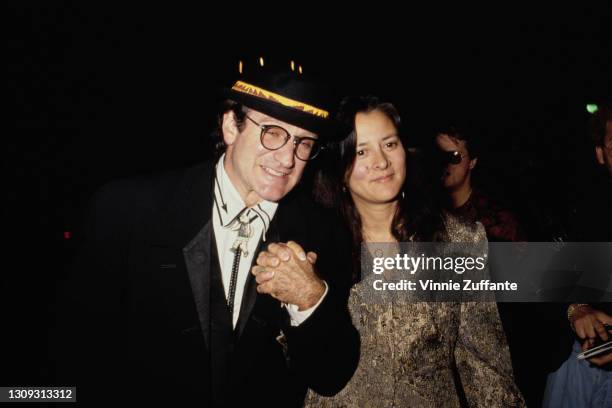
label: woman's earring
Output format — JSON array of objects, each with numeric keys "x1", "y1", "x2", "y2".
[
  {"x1": 401, "y1": 191, "x2": 405, "y2": 199},
  {"x1": 342, "y1": 185, "x2": 347, "y2": 193}
]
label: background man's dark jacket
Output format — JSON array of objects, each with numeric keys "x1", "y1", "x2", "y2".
[{"x1": 52, "y1": 160, "x2": 359, "y2": 407}]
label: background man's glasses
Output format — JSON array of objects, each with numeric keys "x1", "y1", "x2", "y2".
[
  {"x1": 245, "y1": 115, "x2": 321, "y2": 161},
  {"x1": 436, "y1": 150, "x2": 464, "y2": 165}
]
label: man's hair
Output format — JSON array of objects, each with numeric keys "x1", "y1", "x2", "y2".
[
  {"x1": 435, "y1": 124, "x2": 480, "y2": 160},
  {"x1": 590, "y1": 103, "x2": 612, "y2": 147},
  {"x1": 211, "y1": 99, "x2": 248, "y2": 160}
]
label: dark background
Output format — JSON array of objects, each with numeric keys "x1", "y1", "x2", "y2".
[{"x1": 5, "y1": 2, "x2": 611, "y2": 404}]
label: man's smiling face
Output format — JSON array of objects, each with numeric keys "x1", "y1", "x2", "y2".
[{"x1": 222, "y1": 108, "x2": 316, "y2": 205}]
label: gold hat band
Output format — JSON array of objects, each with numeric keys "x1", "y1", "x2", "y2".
[{"x1": 231, "y1": 80, "x2": 329, "y2": 119}]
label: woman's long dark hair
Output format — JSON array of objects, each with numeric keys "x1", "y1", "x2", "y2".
[{"x1": 314, "y1": 96, "x2": 444, "y2": 281}]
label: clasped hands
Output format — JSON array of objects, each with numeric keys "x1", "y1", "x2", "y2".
[{"x1": 251, "y1": 241, "x2": 325, "y2": 311}]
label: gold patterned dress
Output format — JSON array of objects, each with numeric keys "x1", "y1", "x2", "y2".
[{"x1": 305, "y1": 215, "x2": 525, "y2": 408}]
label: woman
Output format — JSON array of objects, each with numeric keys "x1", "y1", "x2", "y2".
[{"x1": 303, "y1": 96, "x2": 525, "y2": 407}]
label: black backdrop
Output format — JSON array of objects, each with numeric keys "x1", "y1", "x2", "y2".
[{"x1": 6, "y1": 3, "x2": 612, "y2": 405}]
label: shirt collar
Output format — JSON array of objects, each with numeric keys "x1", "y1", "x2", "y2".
[{"x1": 215, "y1": 154, "x2": 246, "y2": 227}]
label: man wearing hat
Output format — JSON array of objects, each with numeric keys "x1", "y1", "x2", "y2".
[{"x1": 54, "y1": 72, "x2": 359, "y2": 407}]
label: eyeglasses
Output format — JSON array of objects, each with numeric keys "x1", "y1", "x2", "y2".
[
  {"x1": 245, "y1": 115, "x2": 321, "y2": 161},
  {"x1": 436, "y1": 150, "x2": 464, "y2": 165}
]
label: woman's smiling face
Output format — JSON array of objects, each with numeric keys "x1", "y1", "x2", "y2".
[{"x1": 347, "y1": 109, "x2": 406, "y2": 205}]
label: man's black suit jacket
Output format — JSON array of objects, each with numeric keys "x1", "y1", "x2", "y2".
[{"x1": 53, "y1": 160, "x2": 359, "y2": 407}]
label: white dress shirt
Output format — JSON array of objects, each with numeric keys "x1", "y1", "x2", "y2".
[{"x1": 212, "y1": 155, "x2": 327, "y2": 327}]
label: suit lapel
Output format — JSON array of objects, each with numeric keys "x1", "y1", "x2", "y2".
[
  {"x1": 144, "y1": 162, "x2": 216, "y2": 349},
  {"x1": 182, "y1": 220, "x2": 212, "y2": 348}
]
